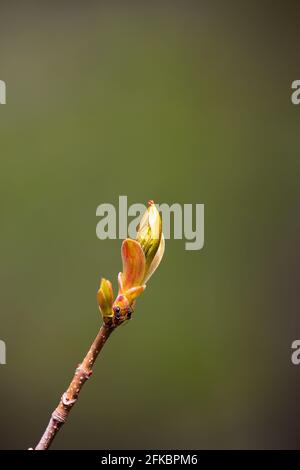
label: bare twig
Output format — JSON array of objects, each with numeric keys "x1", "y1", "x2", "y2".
[{"x1": 34, "y1": 324, "x2": 114, "y2": 450}]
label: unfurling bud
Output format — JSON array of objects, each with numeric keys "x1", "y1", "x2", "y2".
[
  {"x1": 98, "y1": 200, "x2": 165, "y2": 327},
  {"x1": 97, "y1": 278, "x2": 113, "y2": 323}
]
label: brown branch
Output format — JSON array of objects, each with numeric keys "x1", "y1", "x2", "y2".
[{"x1": 34, "y1": 323, "x2": 115, "y2": 450}]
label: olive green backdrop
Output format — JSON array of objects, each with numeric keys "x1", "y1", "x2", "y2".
[{"x1": 0, "y1": 1, "x2": 300, "y2": 449}]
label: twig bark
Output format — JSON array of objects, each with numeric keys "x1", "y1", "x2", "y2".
[{"x1": 34, "y1": 323, "x2": 115, "y2": 450}]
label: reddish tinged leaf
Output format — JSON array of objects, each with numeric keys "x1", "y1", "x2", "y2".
[{"x1": 121, "y1": 239, "x2": 146, "y2": 291}]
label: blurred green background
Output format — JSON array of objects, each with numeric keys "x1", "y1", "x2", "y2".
[{"x1": 1, "y1": 1, "x2": 300, "y2": 449}]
